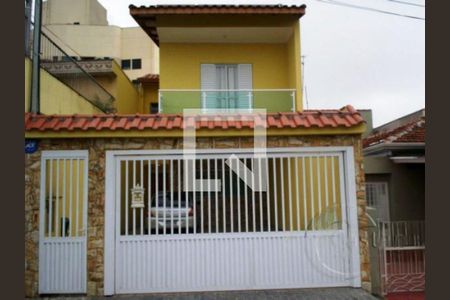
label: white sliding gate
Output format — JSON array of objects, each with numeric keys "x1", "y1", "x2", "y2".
[
  {"x1": 39, "y1": 151, "x2": 88, "y2": 294},
  {"x1": 104, "y1": 148, "x2": 361, "y2": 294}
]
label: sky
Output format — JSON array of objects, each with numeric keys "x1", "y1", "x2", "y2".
[{"x1": 97, "y1": 0, "x2": 425, "y2": 127}]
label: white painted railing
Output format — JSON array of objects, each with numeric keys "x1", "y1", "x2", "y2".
[{"x1": 158, "y1": 89, "x2": 296, "y2": 113}]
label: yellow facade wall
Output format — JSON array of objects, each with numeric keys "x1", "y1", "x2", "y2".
[
  {"x1": 160, "y1": 43, "x2": 291, "y2": 89},
  {"x1": 142, "y1": 83, "x2": 159, "y2": 113},
  {"x1": 287, "y1": 20, "x2": 303, "y2": 111},
  {"x1": 25, "y1": 57, "x2": 32, "y2": 112},
  {"x1": 93, "y1": 60, "x2": 142, "y2": 114},
  {"x1": 112, "y1": 61, "x2": 142, "y2": 114}
]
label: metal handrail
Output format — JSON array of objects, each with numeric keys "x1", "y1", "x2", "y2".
[{"x1": 39, "y1": 32, "x2": 114, "y2": 112}]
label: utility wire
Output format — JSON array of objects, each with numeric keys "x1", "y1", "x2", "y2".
[
  {"x1": 386, "y1": 0, "x2": 425, "y2": 8},
  {"x1": 315, "y1": 0, "x2": 425, "y2": 20}
]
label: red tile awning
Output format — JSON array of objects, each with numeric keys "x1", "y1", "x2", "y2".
[
  {"x1": 25, "y1": 105, "x2": 364, "y2": 133},
  {"x1": 136, "y1": 74, "x2": 159, "y2": 84}
]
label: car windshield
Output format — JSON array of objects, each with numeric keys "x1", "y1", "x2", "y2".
[{"x1": 152, "y1": 193, "x2": 189, "y2": 207}]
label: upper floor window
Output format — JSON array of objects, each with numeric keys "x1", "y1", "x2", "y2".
[
  {"x1": 200, "y1": 64, "x2": 252, "y2": 109},
  {"x1": 121, "y1": 59, "x2": 131, "y2": 70},
  {"x1": 121, "y1": 58, "x2": 142, "y2": 70},
  {"x1": 132, "y1": 59, "x2": 142, "y2": 69}
]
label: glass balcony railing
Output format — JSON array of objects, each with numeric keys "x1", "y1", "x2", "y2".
[{"x1": 158, "y1": 89, "x2": 296, "y2": 114}]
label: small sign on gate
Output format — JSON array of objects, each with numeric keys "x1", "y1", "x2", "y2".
[{"x1": 131, "y1": 184, "x2": 145, "y2": 208}]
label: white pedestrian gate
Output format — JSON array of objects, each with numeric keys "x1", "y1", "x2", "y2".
[
  {"x1": 39, "y1": 151, "x2": 88, "y2": 294},
  {"x1": 104, "y1": 148, "x2": 361, "y2": 294}
]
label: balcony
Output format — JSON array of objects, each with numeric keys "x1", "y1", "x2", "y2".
[{"x1": 158, "y1": 89, "x2": 296, "y2": 114}]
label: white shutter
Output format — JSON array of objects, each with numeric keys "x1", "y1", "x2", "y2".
[
  {"x1": 201, "y1": 64, "x2": 217, "y2": 90},
  {"x1": 237, "y1": 64, "x2": 253, "y2": 90},
  {"x1": 237, "y1": 64, "x2": 253, "y2": 109}
]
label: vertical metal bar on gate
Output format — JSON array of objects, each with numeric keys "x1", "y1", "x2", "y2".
[
  {"x1": 222, "y1": 159, "x2": 226, "y2": 232},
  {"x1": 69, "y1": 160, "x2": 73, "y2": 237},
  {"x1": 237, "y1": 158, "x2": 241, "y2": 233},
  {"x1": 207, "y1": 159, "x2": 211, "y2": 234},
  {"x1": 163, "y1": 160, "x2": 166, "y2": 235},
  {"x1": 133, "y1": 160, "x2": 136, "y2": 236},
  {"x1": 280, "y1": 158, "x2": 286, "y2": 231},
  {"x1": 295, "y1": 157, "x2": 300, "y2": 230},
  {"x1": 229, "y1": 158, "x2": 234, "y2": 233},
  {"x1": 316, "y1": 157, "x2": 322, "y2": 222},
  {"x1": 215, "y1": 159, "x2": 219, "y2": 233},
  {"x1": 148, "y1": 160, "x2": 151, "y2": 235},
  {"x1": 178, "y1": 159, "x2": 182, "y2": 234},
  {"x1": 155, "y1": 162, "x2": 159, "y2": 236},
  {"x1": 244, "y1": 158, "x2": 249, "y2": 232},
  {"x1": 62, "y1": 160, "x2": 66, "y2": 237},
  {"x1": 55, "y1": 160, "x2": 60, "y2": 237},
  {"x1": 141, "y1": 160, "x2": 144, "y2": 235},
  {"x1": 192, "y1": 159, "x2": 196, "y2": 234},
  {"x1": 48, "y1": 159, "x2": 53, "y2": 236},
  {"x1": 258, "y1": 157, "x2": 263, "y2": 232},
  {"x1": 200, "y1": 159, "x2": 204, "y2": 234},
  {"x1": 288, "y1": 158, "x2": 293, "y2": 231},
  {"x1": 302, "y1": 157, "x2": 308, "y2": 231},
  {"x1": 76, "y1": 159, "x2": 80, "y2": 236},
  {"x1": 309, "y1": 157, "x2": 315, "y2": 230},
  {"x1": 265, "y1": 158, "x2": 271, "y2": 232},
  {"x1": 251, "y1": 158, "x2": 256, "y2": 232},
  {"x1": 272, "y1": 158, "x2": 278, "y2": 231},
  {"x1": 331, "y1": 156, "x2": 337, "y2": 223}
]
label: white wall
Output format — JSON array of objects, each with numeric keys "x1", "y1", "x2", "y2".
[{"x1": 43, "y1": 0, "x2": 108, "y2": 26}]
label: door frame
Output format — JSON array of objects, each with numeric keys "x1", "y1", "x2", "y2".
[
  {"x1": 104, "y1": 146, "x2": 361, "y2": 295},
  {"x1": 38, "y1": 150, "x2": 89, "y2": 294}
]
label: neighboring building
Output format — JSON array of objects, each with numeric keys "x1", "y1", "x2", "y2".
[
  {"x1": 364, "y1": 109, "x2": 425, "y2": 222},
  {"x1": 363, "y1": 109, "x2": 425, "y2": 297},
  {"x1": 42, "y1": 0, "x2": 159, "y2": 80},
  {"x1": 25, "y1": 5, "x2": 372, "y2": 297},
  {"x1": 24, "y1": 42, "x2": 142, "y2": 114}
]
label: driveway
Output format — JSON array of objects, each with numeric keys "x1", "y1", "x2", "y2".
[{"x1": 31, "y1": 287, "x2": 380, "y2": 300}]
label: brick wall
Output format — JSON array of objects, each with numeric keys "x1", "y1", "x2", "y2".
[{"x1": 24, "y1": 135, "x2": 370, "y2": 297}]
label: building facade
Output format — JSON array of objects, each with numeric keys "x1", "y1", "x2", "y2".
[
  {"x1": 42, "y1": 0, "x2": 159, "y2": 80},
  {"x1": 25, "y1": 4, "x2": 371, "y2": 297}
]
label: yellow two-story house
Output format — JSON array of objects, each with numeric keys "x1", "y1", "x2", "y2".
[{"x1": 25, "y1": 4, "x2": 371, "y2": 297}]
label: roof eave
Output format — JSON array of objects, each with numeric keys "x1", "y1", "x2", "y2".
[
  {"x1": 363, "y1": 142, "x2": 425, "y2": 156},
  {"x1": 129, "y1": 5, "x2": 306, "y2": 46}
]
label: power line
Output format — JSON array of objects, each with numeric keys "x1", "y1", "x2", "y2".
[
  {"x1": 385, "y1": 0, "x2": 425, "y2": 8},
  {"x1": 315, "y1": 0, "x2": 425, "y2": 20}
]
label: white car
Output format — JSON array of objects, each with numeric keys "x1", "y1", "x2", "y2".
[{"x1": 145, "y1": 192, "x2": 194, "y2": 233}]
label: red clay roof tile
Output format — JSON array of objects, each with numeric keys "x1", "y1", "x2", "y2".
[
  {"x1": 25, "y1": 105, "x2": 364, "y2": 134},
  {"x1": 363, "y1": 117, "x2": 425, "y2": 148}
]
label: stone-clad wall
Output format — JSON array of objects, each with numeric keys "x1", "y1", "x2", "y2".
[{"x1": 24, "y1": 135, "x2": 370, "y2": 297}]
